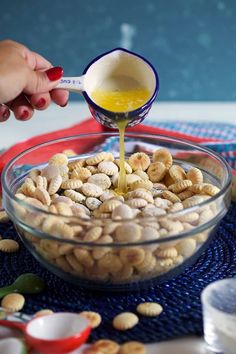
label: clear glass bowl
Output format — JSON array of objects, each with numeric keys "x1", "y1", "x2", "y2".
[{"x1": 2, "y1": 132, "x2": 232, "y2": 291}]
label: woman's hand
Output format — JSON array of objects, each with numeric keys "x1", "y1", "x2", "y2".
[{"x1": 0, "y1": 40, "x2": 68, "y2": 122}]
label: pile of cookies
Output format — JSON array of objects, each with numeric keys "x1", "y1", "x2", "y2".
[{"x1": 13, "y1": 148, "x2": 220, "y2": 284}]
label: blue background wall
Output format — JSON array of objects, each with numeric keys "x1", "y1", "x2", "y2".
[{"x1": 1, "y1": 0, "x2": 236, "y2": 101}]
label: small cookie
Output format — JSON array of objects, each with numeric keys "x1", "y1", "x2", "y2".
[
  {"x1": 186, "y1": 167, "x2": 203, "y2": 184},
  {"x1": 119, "y1": 248, "x2": 145, "y2": 266},
  {"x1": 86, "y1": 152, "x2": 114, "y2": 166},
  {"x1": 128, "y1": 152, "x2": 150, "y2": 171},
  {"x1": 152, "y1": 148, "x2": 172, "y2": 169},
  {"x1": 71, "y1": 167, "x2": 92, "y2": 181},
  {"x1": 169, "y1": 165, "x2": 186, "y2": 181},
  {"x1": 113, "y1": 312, "x2": 139, "y2": 330},
  {"x1": 0, "y1": 239, "x2": 19, "y2": 253},
  {"x1": 81, "y1": 183, "x2": 104, "y2": 198},
  {"x1": 147, "y1": 162, "x2": 166, "y2": 182},
  {"x1": 1, "y1": 293, "x2": 25, "y2": 312},
  {"x1": 119, "y1": 341, "x2": 146, "y2": 354},
  {"x1": 61, "y1": 179, "x2": 83, "y2": 190},
  {"x1": 0, "y1": 211, "x2": 10, "y2": 224},
  {"x1": 79, "y1": 311, "x2": 102, "y2": 329},
  {"x1": 49, "y1": 153, "x2": 68, "y2": 166},
  {"x1": 48, "y1": 175, "x2": 63, "y2": 195},
  {"x1": 34, "y1": 309, "x2": 54, "y2": 317},
  {"x1": 112, "y1": 204, "x2": 134, "y2": 220},
  {"x1": 168, "y1": 180, "x2": 192, "y2": 194},
  {"x1": 88, "y1": 173, "x2": 111, "y2": 190},
  {"x1": 162, "y1": 190, "x2": 181, "y2": 203},
  {"x1": 64, "y1": 190, "x2": 86, "y2": 203},
  {"x1": 98, "y1": 161, "x2": 118, "y2": 176},
  {"x1": 86, "y1": 197, "x2": 102, "y2": 211},
  {"x1": 92, "y1": 339, "x2": 120, "y2": 354},
  {"x1": 99, "y1": 199, "x2": 122, "y2": 213},
  {"x1": 34, "y1": 187, "x2": 51, "y2": 206},
  {"x1": 136, "y1": 302, "x2": 163, "y2": 317}
]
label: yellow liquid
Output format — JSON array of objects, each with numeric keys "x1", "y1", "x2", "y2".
[
  {"x1": 91, "y1": 88, "x2": 150, "y2": 112},
  {"x1": 92, "y1": 83, "x2": 150, "y2": 194},
  {"x1": 117, "y1": 120, "x2": 128, "y2": 194}
]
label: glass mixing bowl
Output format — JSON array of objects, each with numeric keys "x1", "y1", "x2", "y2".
[{"x1": 2, "y1": 133, "x2": 232, "y2": 291}]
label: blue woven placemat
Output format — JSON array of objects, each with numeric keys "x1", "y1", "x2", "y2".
[{"x1": 0, "y1": 203, "x2": 236, "y2": 344}]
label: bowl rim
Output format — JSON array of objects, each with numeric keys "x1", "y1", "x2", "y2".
[{"x1": 2, "y1": 131, "x2": 232, "y2": 245}]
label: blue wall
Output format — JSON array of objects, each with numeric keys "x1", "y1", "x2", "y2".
[{"x1": 1, "y1": 0, "x2": 236, "y2": 101}]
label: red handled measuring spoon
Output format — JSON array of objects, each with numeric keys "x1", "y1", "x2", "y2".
[{"x1": 0, "y1": 312, "x2": 91, "y2": 353}]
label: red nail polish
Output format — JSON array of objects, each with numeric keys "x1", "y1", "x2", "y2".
[
  {"x1": 36, "y1": 98, "x2": 46, "y2": 108},
  {"x1": 3, "y1": 109, "x2": 10, "y2": 119},
  {"x1": 46, "y1": 66, "x2": 63, "y2": 81},
  {"x1": 60, "y1": 101, "x2": 68, "y2": 107},
  {"x1": 20, "y1": 110, "x2": 29, "y2": 120}
]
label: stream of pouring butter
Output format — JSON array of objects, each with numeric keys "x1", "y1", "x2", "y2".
[
  {"x1": 91, "y1": 83, "x2": 151, "y2": 194},
  {"x1": 116, "y1": 119, "x2": 128, "y2": 194}
]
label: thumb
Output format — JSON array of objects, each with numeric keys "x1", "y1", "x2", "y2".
[{"x1": 24, "y1": 66, "x2": 63, "y2": 95}]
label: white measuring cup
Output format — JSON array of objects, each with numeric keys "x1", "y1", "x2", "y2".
[{"x1": 56, "y1": 48, "x2": 159, "y2": 128}]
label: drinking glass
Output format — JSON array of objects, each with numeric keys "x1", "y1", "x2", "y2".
[{"x1": 201, "y1": 278, "x2": 236, "y2": 353}]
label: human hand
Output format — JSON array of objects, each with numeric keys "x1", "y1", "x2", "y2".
[{"x1": 0, "y1": 40, "x2": 68, "y2": 122}]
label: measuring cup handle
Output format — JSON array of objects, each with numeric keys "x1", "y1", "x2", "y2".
[
  {"x1": 0, "y1": 319, "x2": 26, "y2": 332},
  {"x1": 56, "y1": 76, "x2": 84, "y2": 93}
]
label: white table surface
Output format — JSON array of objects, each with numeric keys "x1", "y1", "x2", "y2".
[{"x1": 1, "y1": 101, "x2": 235, "y2": 353}]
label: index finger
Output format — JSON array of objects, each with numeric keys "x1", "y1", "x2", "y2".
[{"x1": 27, "y1": 51, "x2": 53, "y2": 71}]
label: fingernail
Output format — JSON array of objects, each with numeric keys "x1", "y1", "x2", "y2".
[
  {"x1": 36, "y1": 98, "x2": 46, "y2": 108},
  {"x1": 20, "y1": 110, "x2": 29, "y2": 120},
  {"x1": 3, "y1": 109, "x2": 10, "y2": 119},
  {"x1": 60, "y1": 101, "x2": 68, "y2": 107},
  {"x1": 46, "y1": 66, "x2": 63, "y2": 81}
]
